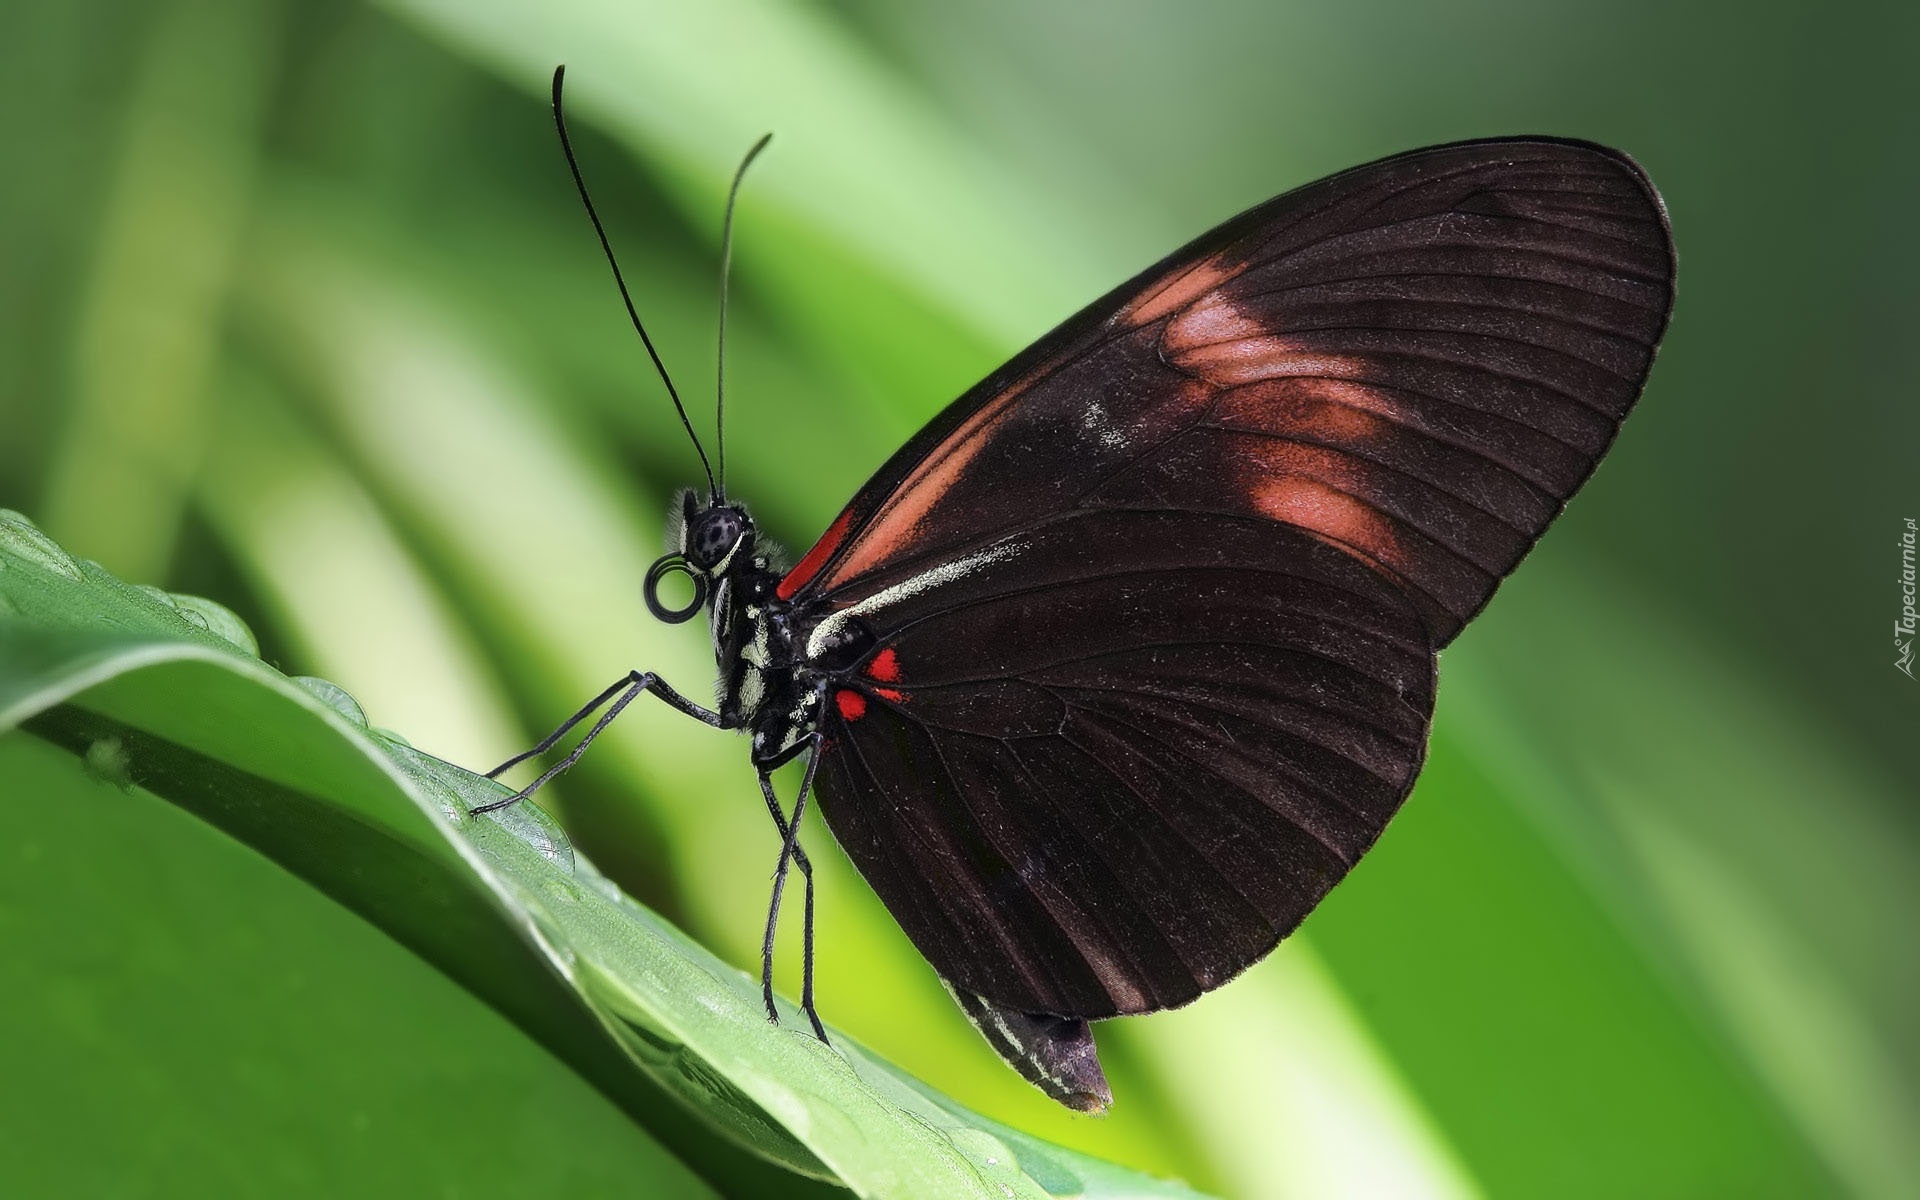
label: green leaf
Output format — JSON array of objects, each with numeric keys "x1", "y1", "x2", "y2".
[
  {"x1": 0, "y1": 511, "x2": 1209, "y2": 1198},
  {"x1": 0, "y1": 726, "x2": 717, "y2": 1199}
]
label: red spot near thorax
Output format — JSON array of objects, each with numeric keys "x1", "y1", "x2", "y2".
[
  {"x1": 865, "y1": 647, "x2": 901, "y2": 682},
  {"x1": 834, "y1": 689, "x2": 867, "y2": 721},
  {"x1": 777, "y1": 508, "x2": 855, "y2": 601}
]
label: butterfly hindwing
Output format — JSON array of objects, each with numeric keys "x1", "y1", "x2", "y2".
[{"x1": 809, "y1": 511, "x2": 1434, "y2": 1016}]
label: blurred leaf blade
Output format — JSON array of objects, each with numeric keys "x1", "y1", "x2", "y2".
[
  {"x1": 376, "y1": 0, "x2": 1132, "y2": 349},
  {"x1": 1441, "y1": 562, "x2": 1920, "y2": 1198},
  {"x1": 1124, "y1": 948, "x2": 1481, "y2": 1200},
  {"x1": 1305, "y1": 730, "x2": 1838, "y2": 1197},
  {"x1": 40, "y1": 0, "x2": 280, "y2": 581}
]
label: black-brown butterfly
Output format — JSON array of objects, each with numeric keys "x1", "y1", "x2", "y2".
[{"x1": 483, "y1": 66, "x2": 1675, "y2": 1111}]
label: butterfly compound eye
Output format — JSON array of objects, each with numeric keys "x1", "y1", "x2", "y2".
[
  {"x1": 687, "y1": 508, "x2": 747, "y2": 570},
  {"x1": 644, "y1": 554, "x2": 708, "y2": 623}
]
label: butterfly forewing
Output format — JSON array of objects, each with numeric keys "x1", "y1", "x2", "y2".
[
  {"x1": 787, "y1": 138, "x2": 1673, "y2": 1020},
  {"x1": 783, "y1": 139, "x2": 1672, "y2": 644}
]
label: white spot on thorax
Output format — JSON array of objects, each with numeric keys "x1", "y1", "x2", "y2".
[
  {"x1": 739, "y1": 666, "x2": 766, "y2": 714},
  {"x1": 743, "y1": 621, "x2": 771, "y2": 668}
]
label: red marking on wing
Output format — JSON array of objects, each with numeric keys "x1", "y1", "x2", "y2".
[
  {"x1": 834, "y1": 689, "x2": 867, "y2": 721},
  {"x1": 821, "y1": 371, "x2": 1048, "y2": 590},
  {"x1": 865, "y1": 647, "x2": 902, "y2": 682},
  {"x1": 778, "y1": 508, "x2": 855, "y2": 600},
  {"x1": 871, "y1": 686, "x2": 907, "y2": 704}
]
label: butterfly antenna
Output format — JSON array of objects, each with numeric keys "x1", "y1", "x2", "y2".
[
  {"x1": 550, "y1": 65, "x2": 716, "y2": 499},
  {"x1": 714, "y1": 132, "x2": 771, "y2": 503}
]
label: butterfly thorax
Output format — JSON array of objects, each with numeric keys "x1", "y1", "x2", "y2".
[
  {"x1": 712, "y1": 554, "x2": 824, "y2": 769},
  {"x1": 657, "y1": 493, "x2": 829, "y2": 770}
]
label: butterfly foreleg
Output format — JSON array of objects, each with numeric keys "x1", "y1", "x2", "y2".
[
  {"x1": 473, "y1": 670, "x2": 726, "y2": 815},
  {"x1": 757, "y1": 737, "x2": 829, "y2": 1043}
]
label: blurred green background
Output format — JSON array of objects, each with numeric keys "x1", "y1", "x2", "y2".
[{"x1": 3, "y1": 0, "x2": 1915, "y2": 1196}]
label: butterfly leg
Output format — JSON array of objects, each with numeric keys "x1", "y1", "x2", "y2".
[
  {"x1": 754, "y1": 771, "x2": 811, "y2": 1024},
  {"x1": 757, "y1": 741, "x2": 829, "y2": 1043},
  {"x1": 473, "y1": 670, "x2": 724, "y2": 815}
]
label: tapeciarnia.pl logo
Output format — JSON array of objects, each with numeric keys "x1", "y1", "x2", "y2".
[{"x1": 1899, "y1": 518, "x2": 1917, "y2": 678}]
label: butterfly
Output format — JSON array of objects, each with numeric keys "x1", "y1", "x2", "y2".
[{"x1": 482, "y1": 67, "x2": 1675, "y2": 1112}]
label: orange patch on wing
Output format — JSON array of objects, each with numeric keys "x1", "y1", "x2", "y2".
[
  {"x1": 1295, "y1": 395, "x2": 1385, "y2": 443},
  {"x1": 1164, "y1": 295, "x2": 1266, "y2": 348},
  {"x1": 1216, "y1": 378, "x2": 1397, "y2": 445},
  {"x1": 1299, "y1": 376, "x2": 1404, "y2": 415},
  {"x1": 1122, "y1": 252, "x2": 1239, "y2": 326},
  {"x1": 1165, "y1": 294, "x2": 1369, "y2": 388},
  {"x1": 1179, "y1": 337, "x2": 1370, "y2": 388},
  {"x1": 1253, "y1": 475, "x2": 1407, "y2": 575}
]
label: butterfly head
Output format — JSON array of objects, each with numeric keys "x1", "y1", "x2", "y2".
[
  {"x1": 684, "y1": 498, "x2": 753, "y2": 572},
  {"x1": 647, "y1": 489, "x2": 758, "y2": 624}
]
